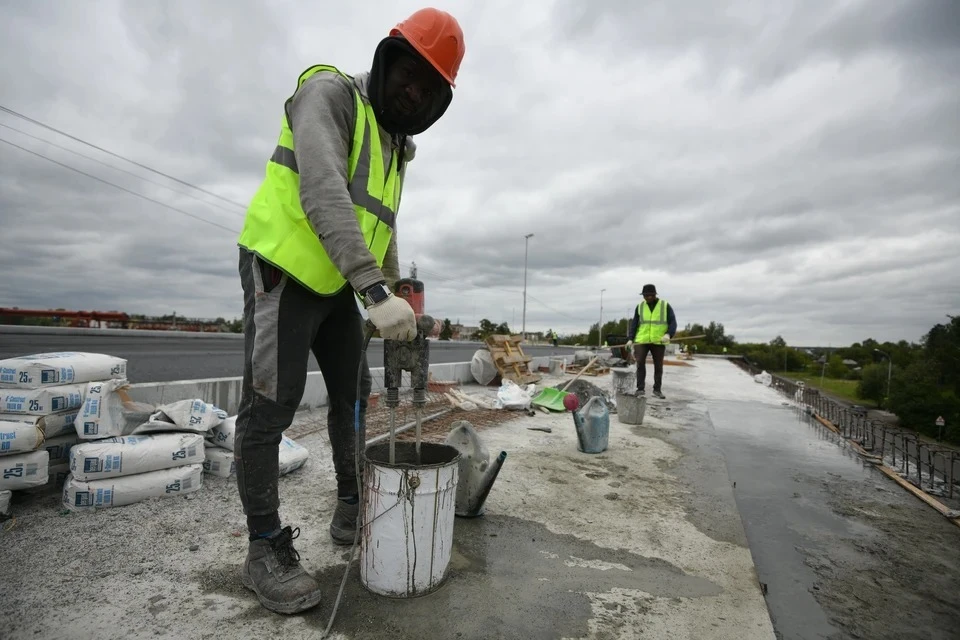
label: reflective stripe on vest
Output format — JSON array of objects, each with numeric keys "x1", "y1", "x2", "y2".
[
  {"x1": 634, "y1": 299, "x2": 668, "y2": 344},
  {"x1": 237, "y1": 64, "x2": 401, "y2": 296}
]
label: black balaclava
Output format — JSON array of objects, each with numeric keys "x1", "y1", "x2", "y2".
[{"x1": 368, "y1": 36, "x2": 452, "y2": 137}]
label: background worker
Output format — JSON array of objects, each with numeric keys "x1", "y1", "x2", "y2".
[
  {"x1": 232, "y1": 8, "x2": 465, "y2": 615},
  {"x1": 626, "y1": 284, "x2": 677, "y2": 399}
]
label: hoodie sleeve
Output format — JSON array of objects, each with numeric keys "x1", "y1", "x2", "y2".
[
  {"x1": 667, "y1": 303, "x2": 677, "y2": 337},
  {"x1": 287, "y1": 72, "x2": 385, "y2": 294},
  {"x1": 628, "y1": 305, "x2": 639, "y2": 340}
]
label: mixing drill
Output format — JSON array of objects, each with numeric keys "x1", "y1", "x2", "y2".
[{"x1": 383, "y1": 313, "x2": 437, "y2": 465}]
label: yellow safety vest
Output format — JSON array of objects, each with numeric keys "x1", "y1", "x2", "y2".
[
  {"x1": 237, "y1": 64, "x2": 402, "y2": 296},
  {"x1": 634, "y1": 299, "x2": 669, "y2": 344}
]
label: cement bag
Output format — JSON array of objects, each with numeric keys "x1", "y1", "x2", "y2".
[
  {"x1": 0, "y1": 421, "x2": 44, "y2": 456},
  {"x1": 0, "y1": 410, "x2": 79, "y2": 439},
  {"x1": 0, "y1": 489, "x2": 10, "y2": 519},
  {"x1": 75, "y1": 379, "x2": 137, "y2": 439},
  {"x1": 203, "y1": 445, "x2": 235, "y2": 477},
  {"x1": 0, "y1": 351, "x2": 126, "y2": 388},
  {"x1": 69, "y1": 433, "x2": 205, "y2": 482},
  {"x1": 0, "y1": 450, "x2": 49, "y2": 491},
  {"x1": 141, "y1": 399, "x2": 227, "y2": 434},
  {"x1": 0, "y1": 384, "x2": 85, "y2": 415},
  {"x1": 278, "y1": 436, "x2": 308, "y2": 475},
  {"x1": 207, "y1": 415, "x2": 237, "y2": 451},
  {"x1": 43, "y1": 433, "x2": 78, "y2": 466},
  {"x1": 62, "y1": 463, "x2": 204, "y2": 511},
  {"x1": 470, "y1": 350, "x2": 498, "y2": 385}
]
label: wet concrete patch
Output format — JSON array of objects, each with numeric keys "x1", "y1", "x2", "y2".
[{"x1": 269, "y1": 514, "x2": 723, "y2": 640}]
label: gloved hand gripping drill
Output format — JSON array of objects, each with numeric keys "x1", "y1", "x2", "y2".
[{"x1": 382, "y1": 314, "x2": 436, "y2": 465}]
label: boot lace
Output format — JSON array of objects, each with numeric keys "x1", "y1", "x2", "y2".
[{"x1": 269, "y1": 526, "x2": 302, "y2": 570}]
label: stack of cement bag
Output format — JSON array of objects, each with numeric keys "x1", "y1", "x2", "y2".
[
  {"x1": 203, "y1": 415, "x2": 309, "y2": 478},
  {"x1": 0, "y1": 352, "x2": 126, "y2": 519},
  {"x1": 62, "y1": 397, "x2": 227, "y2": 511}
]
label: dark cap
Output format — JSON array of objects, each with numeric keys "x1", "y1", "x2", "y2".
[{"x1": 642, "y1": 284, "x2": 657, "y2": 295}]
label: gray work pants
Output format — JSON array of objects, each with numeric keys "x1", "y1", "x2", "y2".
[{"x1": 234, "y1": 249, "x2": 371, "y2": 536}]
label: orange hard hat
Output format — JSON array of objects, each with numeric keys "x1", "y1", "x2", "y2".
[{"x1": 390, "y1": 8, "x2": 465, "y2": 87}]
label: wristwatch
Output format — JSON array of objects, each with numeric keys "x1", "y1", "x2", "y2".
[{"x1": 361, "y1": 282, "x2": 391, "y2": 308}]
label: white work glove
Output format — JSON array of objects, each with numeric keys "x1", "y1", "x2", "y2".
[
  {"x1": 661, "y1": 334, "x2": 671, "y2": 344},
  {"x1": 625, "y1": 341, "x2": 634, "y2": 349},
  {"x1": 367, "y1": 294, "x2": 417, "y2": 341}
]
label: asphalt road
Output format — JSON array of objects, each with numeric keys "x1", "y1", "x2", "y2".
[{"x1": 0, "y1": 329, "x2": 580, "y2": 383}]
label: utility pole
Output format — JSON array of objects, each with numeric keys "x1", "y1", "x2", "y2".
[
  {"x1": 522, "y1": 233, "x2": 533, "y2": 339},
  {"x1": 874, "y1": 349, "x2": 892, "y2": 408},
  {"x1": 598, "y1": 288, "x2": 606, "y2": 347}
]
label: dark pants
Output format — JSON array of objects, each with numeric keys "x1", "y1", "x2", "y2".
[
  {"x1": 234, "y1": 249, "x2": 371, "y2": 536},
  {"x1": 634, "y1": 343, "x2": 666, "y2": 392}
]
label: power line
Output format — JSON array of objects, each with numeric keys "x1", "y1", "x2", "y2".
[
  {"x1": 0, "y1": 121, "x2": 246, "y2": 217},
  {"x1": 0, "y1": 136, "x2": 240, "y2": 235},
  {"x1": 0, "y1": 104, "x2": 248, "y2": 210}
]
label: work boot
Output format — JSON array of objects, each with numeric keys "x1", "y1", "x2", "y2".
[
  {"x1": 653, "y1": 389, "x2": 665, "y2": 399},
  {"x1": 241, "y1": 526, "x2": 322, "y2": 614},
  {"x1": 635, "y1": 388, "x2": 645, "y2": 397},
  {"x1": 329, "y1": 496, "x2": 359, "y2": 545}
]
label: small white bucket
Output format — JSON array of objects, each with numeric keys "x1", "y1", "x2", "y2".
[{"x1": 360, "y1": 441, "x2": 461, "y2": 598}]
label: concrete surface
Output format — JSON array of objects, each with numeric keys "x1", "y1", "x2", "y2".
[
  {"x1": 1, "y1": 359, "x2": 776, "y2": 640},
  {"x1": 0, "y1": 326, "x2": 579, "y2": 383}
]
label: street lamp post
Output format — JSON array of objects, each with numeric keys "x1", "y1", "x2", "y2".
[
  {"x1": 522, "y1": 233, "x2": 534, "y2": 339},
  {"x1": 874, "y1": 349, "x2": 892, "y2": 407},
  {"x1": 598, "y1": 288, "x2": 606, "y2": 347}
]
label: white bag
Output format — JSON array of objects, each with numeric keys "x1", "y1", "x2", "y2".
[
  {"x1": 62, "y1": 463, "x2": 204, "y2": 511},
  {"x1": 0, "y1": 450, "x2": 50, "y2": 491},
  {"x1": 494, "y1": 379, "x2": 535, "y2": 410},
  {"x1": 69, "y1": 433, "x2": 205, "y2": 482},
  {"x1": 75, "y1": 379, "x2": 135, "y2": 439},
  {"x1": 0, "y1": 489, "x2": 10, "y2": 517},
  {"x1": 0, "y1": 352, "x2": 126, "y2": 388},
  {"x1": 43, "y1": 433, "x2": 78, "y2": 466},
  {"x1": 207, "y1": 415, "x2": 237, "y2": 451},
  {"x1": 144, "y1": 399, "x2": 227, "y2": 434},
  {"x1": 470, "y1": 350, "x2": 498, "y2": 385},
  {"x1": 203, "y1": 445, "x2": 235, "y2": 477},
  {"x1": 0, "y1": 410, "x2": 79, "y2": 438},
  {"x1": 278, "y1": 436, "x2": 309, "y2": 475},
  {"x1": 1, "y1": 384, "x2": 86, "y2": 415},
  {"x1": 0, "y1": 421, "x2": 44, "y2": 456}
]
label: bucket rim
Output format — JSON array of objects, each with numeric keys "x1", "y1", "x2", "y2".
[{"x1": 364, "y1": 441, "x2": 461, "y2": 470}]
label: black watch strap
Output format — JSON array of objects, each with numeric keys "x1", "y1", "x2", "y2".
[{"x1": 362, "y1": 282, "x2": 391, "y2": 307}]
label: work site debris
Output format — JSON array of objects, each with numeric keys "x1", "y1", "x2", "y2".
[
  {"x1": 444, "y1": 389, "x2": 497, "y2": 412},
  {"x1": 552, "y1": 379, "x2": 617, "y2": 414},
  {"x1": 484, "y1": 334, "x2": 540, "y2": 385},
  {"x1": 754, "y1": 371, "x2": 773, "y2": 386},
  {"x1": 495, "y1": 379, "x2": 535, "y2": 410},
  {"x1": 0, "y1": 351, "x2": 127, "y2": 388},
  {"x1": 470, "y1": 349, "x2": 498, "y2": 385}
]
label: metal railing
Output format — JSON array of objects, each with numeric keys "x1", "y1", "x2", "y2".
[{"x1": 732, "y1": 358, "x2": 960, "y2": 501}]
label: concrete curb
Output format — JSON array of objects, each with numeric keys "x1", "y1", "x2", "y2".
[{"x1": 127, "y1": 355, "x2": 574, "y2": 415}]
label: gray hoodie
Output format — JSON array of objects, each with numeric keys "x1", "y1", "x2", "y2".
[{"x1": 286, "y1": 69, "x2": 410, "y2": 294}]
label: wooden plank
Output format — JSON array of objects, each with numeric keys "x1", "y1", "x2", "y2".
[{"x1": 496, "y1": 354, "x2": 532, "y2": 364}]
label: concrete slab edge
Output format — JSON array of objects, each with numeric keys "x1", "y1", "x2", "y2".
[{"x1": 127, "y1": 355, "x2": 574, "y2": 415}]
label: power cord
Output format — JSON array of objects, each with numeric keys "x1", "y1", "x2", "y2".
[{"x1": 320, "y1": 322, "x2": 375, "y2": 638}]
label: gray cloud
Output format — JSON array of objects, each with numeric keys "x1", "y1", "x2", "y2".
[{"x1": 0, "y1": 0, "x2": 957, "y2": 345}]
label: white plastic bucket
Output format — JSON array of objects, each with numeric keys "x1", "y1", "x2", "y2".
[{"x1": 360, "y1": 441, "x2": 460, "y2": 598}]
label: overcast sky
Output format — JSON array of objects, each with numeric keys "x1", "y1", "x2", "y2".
[{"x1": 1, "y1": 0, "x2": 957, "y2": 345}]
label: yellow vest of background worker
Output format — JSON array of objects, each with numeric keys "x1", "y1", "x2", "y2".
[{"x1": 634, "y1": 299, "x2": 670, "y2": 344}]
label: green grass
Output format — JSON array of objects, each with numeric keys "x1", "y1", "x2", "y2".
[{"x1": 778, "y1": 372, "x2": 867, "y2": 405}]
